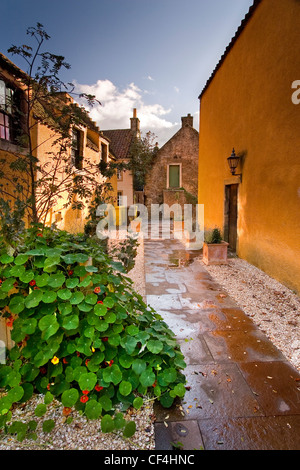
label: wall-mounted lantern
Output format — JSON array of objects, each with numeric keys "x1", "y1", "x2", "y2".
[{"x1": 227, "y1": 148, "x2": 241, "y2": 177}]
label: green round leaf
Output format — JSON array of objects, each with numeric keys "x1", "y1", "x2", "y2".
[
  {"x1": 42, "y1": 291, "x2": 57, "y2": 304},
  {"x1": 85, "y1": 293, "x2": 97, "y2": 305},
  {"x1": 103, "y1": 364, "x2": 122, "y2": 385},
  {"x1": 62, "y1": 314, "x2": 79, "y2": 330},
  {"x1": 84, "y1": 399, "x2": 102, "y2": 420},
  {"x1": 21, "y1": 318, "x2": 37, "y2": 335},
  {"x1": 133, "y1": 397, "x2": 143, "y2": 410},
  {"x1": 140, "y1": 368, "x2": 155, "y2": 387},
  {"x1": 25, "y1": 290, "x2": 43, "y2": 309},
  {"x1": 70, "y1": 291, "x2": 84, "y2": 305},
  {"x1": 14, "y1": 254, "x2": 29, "y2": 265},
  {"x1": 101, "y1": 414, "x2": 114, "y2": 433},
  {"x1": 35, "y1": 273, "x2": 49, "y2": 287},
  {"x1": 126, "y1": 325, "x2": 139, "y2": 336},
  {"x1": 61, "y1": 388, "x2": 79, "y2": 407},
  {"x1": 43, "y1": 419, "x2": 55, "y2": 433},
  {"x1": 7, "y1": 386, "x2": 24, "y2": 403},
  {"x1": 19, "y1": 271, "x2": 35, "y2": 283},
  {"x1": 48, "y1": 273, "x2": 66, "y2": 288},
  {"x1": 119, "y1": 380, "x2": 132, "y2": 397},
  {"x1": 0, "y1": 253, "x2": 14, "y2": 264},
  {"x1": 123, "y1": 421, "x2": 136, "y2": 438},
  {"x1": 66, "y1": 278, "x2": 79, "y2": 289},
  {"x1": 9, "y1": 295, "x2": 25, "y2": 314},
  {"x1": 38, "y1": 314, "x2": 59, "y2": 340},
  {"x1": 34, "y1": 403, "x2": 47, "y2": 417},
  {"x1": 147, "y1": 340, "x2": 163, "y2": 354},
  {"x1": 78, "y1": 372, "x2": 97, "y2": 391},
  {"x1": 114, "y1": 412, "x2": 126, "y2": 430},
  {"x1": 57, "y1": 288, "x2": 72, "y2": 300},
  {"x1": 119, "y1": 354, "x2": 133, "y2": 369}
]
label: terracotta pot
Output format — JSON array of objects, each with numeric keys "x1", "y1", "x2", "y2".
[{"x1": 202, "y1": 241, "x2": 229, "y2": 265}]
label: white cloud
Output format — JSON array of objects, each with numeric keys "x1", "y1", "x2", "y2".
[
  {"x1": 73, "y1": 79, "x2": 177, "y2": 144},
  {"x1": 147, "y1": 75, "x2": 154, "y2": 81},
  {"x1": 174, "y1": 86, "x2": 180, "y2": 93}
]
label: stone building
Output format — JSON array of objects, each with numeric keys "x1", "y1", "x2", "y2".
[
  {"x1": 102, "y1": 109, "x2": 140, "y2": 208},
  {"x1": 144, "y1": 114, "x2": 199, "y2": 217}
]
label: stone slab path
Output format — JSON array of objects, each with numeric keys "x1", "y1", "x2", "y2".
[{"x1": 143, "y1": 232, "x2": 300, "y2": 450}]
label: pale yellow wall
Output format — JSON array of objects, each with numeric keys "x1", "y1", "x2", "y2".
[
  {"x1": 198, "y1": 0, "x2": 300, "y2": 294},
  {"x1": 117, "y1": 163, "x2": 134, "y2": 207}
]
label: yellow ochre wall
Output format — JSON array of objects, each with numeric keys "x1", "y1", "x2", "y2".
[{"x1": 198, "y1": 0, "x2": 300, "y2": 294}]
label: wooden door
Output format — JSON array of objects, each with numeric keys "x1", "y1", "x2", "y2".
[{"x1": 224, "y1": 184, "x2": 238, "y2": 252}]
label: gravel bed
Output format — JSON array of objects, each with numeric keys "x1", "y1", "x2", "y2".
[
  {"x1": 202, "y1": 257, "x2": 300, "y2": 371},
  {"x1": 0, "y1": 237, "x2": 154, "y2": 451}
]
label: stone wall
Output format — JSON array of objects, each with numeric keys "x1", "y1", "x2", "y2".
[{"x1": 144, "y1": 115, "x2": 199, "y2": 215}]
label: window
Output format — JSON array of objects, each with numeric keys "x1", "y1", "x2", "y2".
[
  {"x1": 117, "y1": 168, "x2": 123, "y2": 180},
  {"x1": 0, "y1": 79, "x2": 15, "y2": 142},
  {"x1": 117, "y1": 191, "x2": 123, "y2": 206},
  {"x1": 71, "y1": 128, "x2": 83, "y2": 169},
  {"x1": 168, "y1": 164, "x2": 181, "y2": 188},
  {"x1": 101, "y1": 143, "x2": 108, "y2": 164}
]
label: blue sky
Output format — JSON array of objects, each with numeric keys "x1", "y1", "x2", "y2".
[{"x1": 1, "y1": 0, "x2": 254, "y2": 145}]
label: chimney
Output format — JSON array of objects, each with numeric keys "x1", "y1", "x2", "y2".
[
  {"x1": 130, "y1": 108, "x2": 140, "y2": 137},
  {"x1": 181, "y1": 113, "x2": 193, "y2": 128}
]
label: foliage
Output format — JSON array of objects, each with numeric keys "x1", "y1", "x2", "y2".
[
  {"x1": 0, "y1": 23, "x2": 103, "y2": 243},
  {"x1": 204, "y1": 227, "x2": 223, "y2": 244},
  {"x1": 127, "y1": 131, "x2": 158, "y2": 191},
  {"x1": 0, "y1": 226, "x2": 186, "y2": 440},
  {"x1": 108, "y1": 236, "x2": 139, "y2": 273}
]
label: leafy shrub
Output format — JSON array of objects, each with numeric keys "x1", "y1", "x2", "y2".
[
  {"x1": 204, "y1": 228, "x2": 223, "y2": 244},
  {"x1": 0, "y1": 226, "x2": 186, "y2": 438}
]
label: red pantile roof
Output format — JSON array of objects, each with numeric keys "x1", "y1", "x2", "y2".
[{"x1": 101, "y1": 128, "x2": 134, "y2": 160}]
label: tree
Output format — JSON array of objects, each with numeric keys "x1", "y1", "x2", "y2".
[
  {"x1": 127, "y1": 131, "x2": 158, "y2": 191},
  {"x1": 0, "y1": 23, "x2": 104, "y2": 244}
]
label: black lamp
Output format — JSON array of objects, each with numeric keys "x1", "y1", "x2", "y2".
[{"x1": 227, "y1": 148, "x2": 240, "y2": 176}]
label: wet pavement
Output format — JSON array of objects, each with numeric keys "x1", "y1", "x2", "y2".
[{"x1": 143, "y1": 228, "x2": 300, "y2": 450}]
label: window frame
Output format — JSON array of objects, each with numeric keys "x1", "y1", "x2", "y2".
[{"x1": 167, "y1": 163, "x2": 182, "y2": 189}]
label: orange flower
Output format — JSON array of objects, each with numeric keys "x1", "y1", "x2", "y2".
[
  {"x1": 85, "y1": 359, "x2": 90, "y2": 366},
  {"x1": 106, "y1": 360, "x2": 114, "y2": 367},
  {"x1": 102, "y1": 337, "x2": 108, "y2": 342},
  {"x1": 63, "y1": 358, "x2": 68, "y2": 364},
  {"x1": 82, "y1": 390, "x2": 89, "y2": 395},
  {"x1": 94, "y1": 287, "x2": 101, "y2": 294},
  {"x1": 95, "y1": 385, "x2": 103, "y2": 392},
  {"x1": 51, "y1": 356, "x2": 59, "y2": 365},
  {"x1": 68, "y1": 270, "x2": 73, "y2": 276},
  {"x1": 29, "y1": 280, "x2": 36, "y2": 286},
  {"x1": 80, "y1": 395, "x2": 89, "y2": 403},
  {"x1": 47, "y1": 384, "x2": 51, "y2": 390},
  {"x1": 63, "y1": 407, "x2": 72, "y2": 416},
  {"x1": 6, "y1": 316, "x2": 14, "y2": 328},
  {"x1": 97, "y1": 300, "x2": 103, "y2": 304},
  {"x1": 37, "y1": 233, "x2": 43, "y2": 237}
]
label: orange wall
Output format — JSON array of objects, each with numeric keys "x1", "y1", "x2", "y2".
[{"x1": 198, "y1": 0, "x2": 300, "y2": 293}]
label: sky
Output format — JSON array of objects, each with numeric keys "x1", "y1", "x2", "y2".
[{"x1": 0, "y1": 0, "x2": 254, "y2": 146}]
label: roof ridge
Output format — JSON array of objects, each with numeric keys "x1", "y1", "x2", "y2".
[{"x1": 198, "y1": 0, "x2": 262, "y2": 99}]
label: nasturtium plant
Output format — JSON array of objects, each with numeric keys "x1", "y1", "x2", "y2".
[{"x1": 0, "y1": 226, "x2": 186, "y2": 439}]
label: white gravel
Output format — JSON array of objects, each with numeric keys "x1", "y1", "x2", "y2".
[{"x1": 202, "y1": 257, "x2": 300, "y2": 371}]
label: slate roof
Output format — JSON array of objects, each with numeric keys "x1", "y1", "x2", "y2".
[
  {"x1": 199, "y1": 0, "x2": 262, "y2": 99},
  {"x1": 101, "y1": 128, "x2": 134, "y2": 160}
]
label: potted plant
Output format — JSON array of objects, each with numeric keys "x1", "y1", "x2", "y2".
[{"x1": 202, "y1": 228, "x2": 229, "y2": 265}]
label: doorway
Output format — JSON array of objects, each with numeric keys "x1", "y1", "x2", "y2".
[{"x1": 224, "y1": 184, "x2": 238, "y2": 252}]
